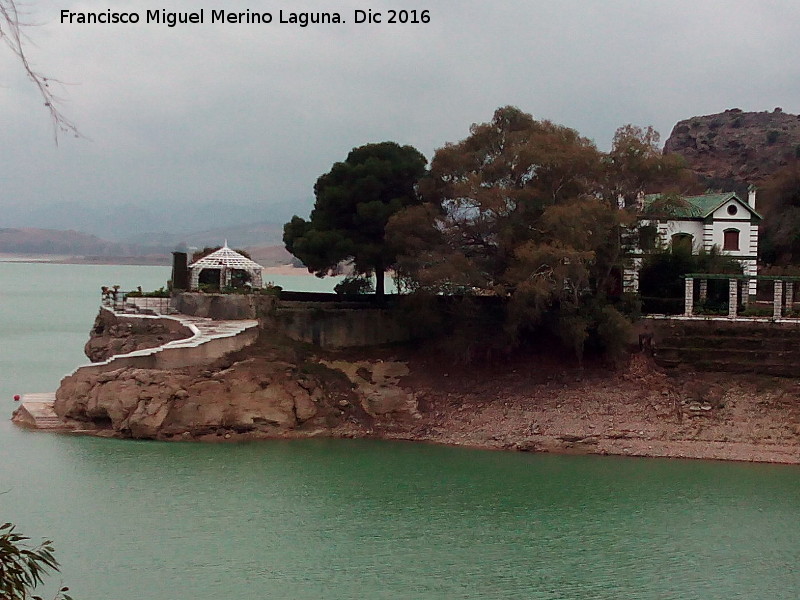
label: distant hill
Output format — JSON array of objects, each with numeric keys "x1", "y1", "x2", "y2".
[
  {"x1": 2, "y1": 199, "x2": 313, "y2": 243},
  {"x1": 124, "y1": 221, "x2": 285, "y2": 250},
  {"x1": 0, "y1": 228, "x2": 165, "y2": 257},
  {"x1": 664, "y1": 108, "x2": 800, "y2": 186},
  {"x1": 0, "y1": 227, "x2": 298, "y2": 268},
  {"x1": 246, "y1": 245, "x2": 297, "y2": 267}
]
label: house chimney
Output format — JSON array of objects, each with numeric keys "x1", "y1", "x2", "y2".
[
  {"x1": 748, "y1": 184, "x2": 757, "y2": 210},
  {"x1": 172, "y1": 247, "x2": 189, "y2": 291}
]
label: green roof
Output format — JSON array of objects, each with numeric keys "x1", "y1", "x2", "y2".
[{"x1": 643, "y1": 192, "x2": 762, "y2": 220}]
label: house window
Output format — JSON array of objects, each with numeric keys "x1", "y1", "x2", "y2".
[
  {"x1": 723, "y1": 229, "x2": 740, "y2": 251},
  {"x1": 671, "y1": 233, "x2": 693, "y2": 253},
  {"x1": 727, "y1": 204, "x2": 738, "y2": 216},
  {"x1": 638, "y1": 225, "x2": 658, "y2": 250}
]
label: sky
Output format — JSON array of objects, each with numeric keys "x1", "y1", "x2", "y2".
[{"x1": 4, "y1": 0, "x2": 800, "y2": 241}]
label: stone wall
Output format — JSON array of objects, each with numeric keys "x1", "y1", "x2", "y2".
[
  {"x1": 266, "y1": 303, "x2": 410, "y2": 349},
  {"x1": 175, "y1": 292, "x2": 412, "y2": 349},
  {"x1": 173, "y1": 292, "x2": 274, "y2": 320}
]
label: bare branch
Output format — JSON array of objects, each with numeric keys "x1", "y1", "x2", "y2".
[{"x1": 0, "y1": 0, "x2": 80, "y2": 143}]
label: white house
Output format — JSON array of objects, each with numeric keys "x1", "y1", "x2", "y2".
[{"x1": 624, "y1": 188, "x2": 762, "y2": 296}]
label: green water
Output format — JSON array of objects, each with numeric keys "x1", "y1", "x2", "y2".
[{"x1": 2, "y1": 263, "x2": 800, "y2": 599}]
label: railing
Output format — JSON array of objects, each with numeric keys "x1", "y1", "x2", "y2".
[
  {"x1": 101, "y1": 290, "x2": 172, "y2": 315},
  {"x1": 681, "y1": 274, "x2": 799, "y2": 320}
]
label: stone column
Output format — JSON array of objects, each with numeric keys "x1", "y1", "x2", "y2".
[
  {"x1": 699, "y1": 279, "x2": 708, "y2": 301},
  {"x1": 728, "y1": 279, "x2": 738, "y2": 318},
  {"x1": 787, "y1": 282, "x2": 794, "y2": 314},
  {"x1": 774, "y1": 280, "x2": 784, "y2": 320},
  {"x1": 684, "y1": 277, "x2": 694, "y2": 317}
]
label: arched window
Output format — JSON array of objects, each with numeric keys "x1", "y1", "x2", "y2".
[
  {"x1": 723, "y1": 228, "x2": 740, "y2": 251},
  {"x1": 671, "y1": 233, "x2": 693, "y2": 253}
]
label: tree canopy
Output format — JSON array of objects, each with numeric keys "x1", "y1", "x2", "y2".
[
  {"x1": 284, "y1": 141, "x2": 427, "y2": 295},
  {"x1": 604, "y1": 124, "x2": 693, "y2": 208},
  {"x1": 393, "y1": 107, "x2": 605, "y2": 286},
  {"x1": 388, "y1": 106, "x2": 690, "y2": 360}
]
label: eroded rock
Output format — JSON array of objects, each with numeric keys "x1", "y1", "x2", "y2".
[{"x1": 84, "y1": 309, "x2": 191, "y2": 362}]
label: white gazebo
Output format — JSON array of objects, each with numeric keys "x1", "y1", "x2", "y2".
[{"x1": 188, "y1": 243, "x2": 264, "y2": 290}]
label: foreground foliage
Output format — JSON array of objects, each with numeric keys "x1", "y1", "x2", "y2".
[{"x1": 0, "y1": 523, "x2": 71, "y2": 600}]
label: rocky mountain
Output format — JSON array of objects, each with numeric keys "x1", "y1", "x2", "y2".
[{"x1": 664, "y1": 108, "x2": 800, "y2": 185}]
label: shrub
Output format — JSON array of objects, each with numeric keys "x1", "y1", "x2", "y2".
[
  {"x1": 767, "y1": 130, "x2": 780, "y2": 145},
  {"x1": 126, "y1": 287, "x2": 170, "y2": 298},
  {"x1": 595, "y1": 305, "x2": 633, "y2": 366},
  {"x1": 638, "y1": 246, "x2": 743, "y2": 315},
  {"x1": 0, "y1": 522, "x2": 72, "y2": 600},
  {"x1": 334, "y1": 276, "x2": 374, "y2": 295}
]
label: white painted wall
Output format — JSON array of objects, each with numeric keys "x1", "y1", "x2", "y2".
[
  {"x1": 654, "y1": 220, "x2": 705, "y2": 251},
  {"x1": 706, "y1": 201, "x2": 758, "y2": 260}
]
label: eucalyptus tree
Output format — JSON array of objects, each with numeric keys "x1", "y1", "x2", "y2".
[{"x1": 388, "y1": 106, "x2": 631, "y2": 360}]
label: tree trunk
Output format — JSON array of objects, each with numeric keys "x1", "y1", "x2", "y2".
[{"x1": 375, "y1": 265, "x2": 385, "y2": 297}]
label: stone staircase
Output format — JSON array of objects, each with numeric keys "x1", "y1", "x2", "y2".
[
  {"x1": 12, "y1": 394, "x2": 67, "y2": 429},
  {"x1": 79, "y1": 309, "x2": 259, "y2": 372},
  {"x1": 13, "y1": 308, "x2": 261, "y2": 431},
  {"x1": 652, "y1": 320, "x2": 800, "y2": 377}
]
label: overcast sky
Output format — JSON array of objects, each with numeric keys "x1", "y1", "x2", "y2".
[{"x1": 4, "y1": 0, "x2": 800, "y2": 237}]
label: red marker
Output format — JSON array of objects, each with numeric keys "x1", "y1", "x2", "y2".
[{"x1": 13, "y1": 395, "x2": 20, "y2": 402}]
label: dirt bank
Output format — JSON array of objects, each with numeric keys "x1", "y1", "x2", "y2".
[{"x1": 392, "y1": 351, "x2": 800, "y2": 464}]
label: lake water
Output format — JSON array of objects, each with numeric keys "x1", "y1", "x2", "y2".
[{"x1": 1, "y1": 262, "x2": 800, "y2": 599}]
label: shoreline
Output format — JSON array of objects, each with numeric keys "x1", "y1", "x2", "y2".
[
  {"x1": 45, "y1": 416, "x2": 800, "y2": 466},
  {"x1": 0, "y1": 254, "x2": 309, "y2": 275},
  {"x1": 23, "y1": 352, "x2": 800, "y2": 466},
  {"x1": 14, "y1": 305, "x2": 800, "y2": 466}
]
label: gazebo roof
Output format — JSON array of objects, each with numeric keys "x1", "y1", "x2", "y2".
[{"x1": 189, "y1": 244, "x2": 264, "y2": 271}]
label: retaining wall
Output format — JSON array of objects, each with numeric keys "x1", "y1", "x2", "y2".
[
  {"x1": 643, "y1": 318, "x2": 800, "y2": 376},
  {"x1": 175, "y1": 292, "x2": 412, "y2": 349},
  {"x1": 265, "y1": 304, "x2": 409, "y2": 349},
  {"x1": 172, "y1": 293, "x2": 274, "y2": 320}
]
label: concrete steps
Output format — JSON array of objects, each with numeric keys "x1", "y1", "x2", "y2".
[
  {"x1": 652, "y1": 320, "x2": 800, "y2": 377},
  {"x1": 12, "y1": 394, "x2": 68, "y2": 429},
  {"x1": 80, "y1": 308, "x2": 259, "y2": 371}
]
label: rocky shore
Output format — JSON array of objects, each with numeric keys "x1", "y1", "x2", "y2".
[
  {"x1": 20, "y1": 312, "x2": 800, "y2": 464},
  {"x1": 83, "y1": 308, "x2": 192, "y2": 362}
]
